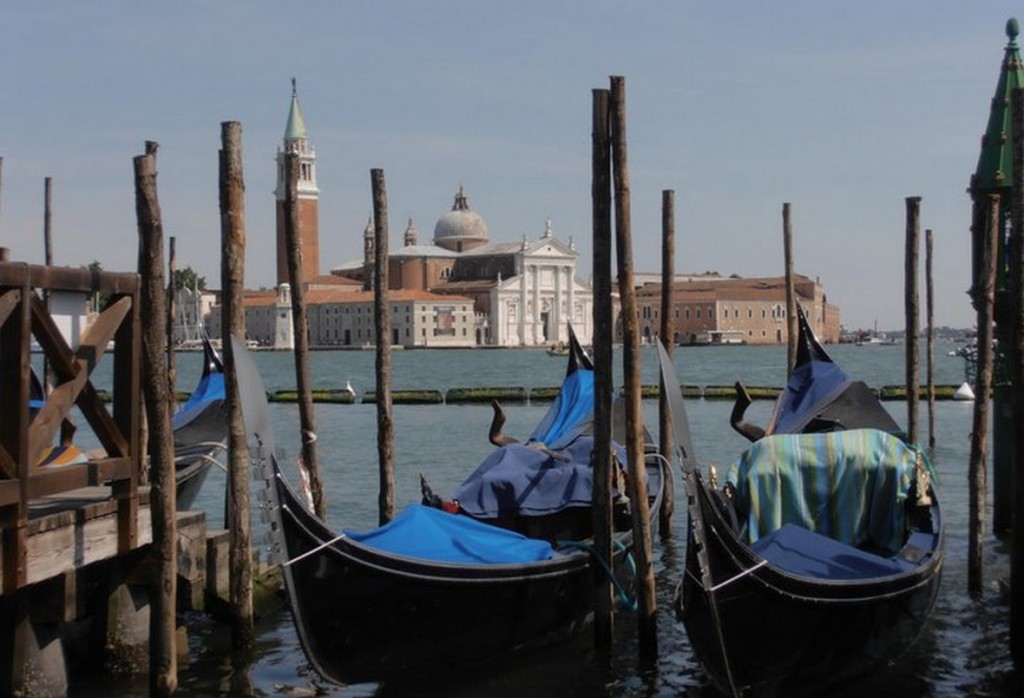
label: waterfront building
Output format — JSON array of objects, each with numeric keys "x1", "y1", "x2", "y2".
[{"x1": 635, "y1": 272, "x2": 839, "y2": 345}]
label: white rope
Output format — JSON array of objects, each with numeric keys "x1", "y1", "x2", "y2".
[
  {"x1": 281, "y1": 524, "x2": 348, "y2": 568},
  {"x1": 708, "y1": 558, "x2": 769, "y2": 592}
]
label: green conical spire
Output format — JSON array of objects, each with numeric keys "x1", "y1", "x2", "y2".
[
  {"x1": 284, "y1": 78, "x2": 308, "y2": 141},
  {"x1": 972, "y1": 18, "x2": 1024, "y2": 193}
]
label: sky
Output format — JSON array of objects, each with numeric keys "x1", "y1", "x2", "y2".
[{"x1": 1, "y1": 2, "x2": 1020, "y2": 331}]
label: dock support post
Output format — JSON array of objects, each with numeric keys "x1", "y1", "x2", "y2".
[
  {"x1": 590, "y1": 86, "x2": 614, "y2": 653},
  {"x1": 904, "y1": 196, "x2": 921, "y2": 445},
  {"x1": 134, "y1": 142, "x2": 177, "y2": 694},
  {"x1": 219, "y1": 121, "x2": 254, "y2": 649},
  {"x1": 371, "y1": 168, "x2": 395, "y2": 525},
  {"x1": 610, "y1": 74, "x2": 658, "y2": 666},
  {"x1": 658, "y1": 189, "x2": 675, "y2": 536}
]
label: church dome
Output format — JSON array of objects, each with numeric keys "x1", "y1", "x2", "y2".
[{"x1": 433, "y1": 186, "x2": 488, "y2": 251}]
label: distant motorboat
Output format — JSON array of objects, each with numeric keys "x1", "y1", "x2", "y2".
[{"x1": 953, "y1": 382, "x2": 976, "y2": 401}]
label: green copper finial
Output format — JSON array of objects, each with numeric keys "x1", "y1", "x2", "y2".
[{"x1": 1008, "y1": 18, "x2": 1019, "y2": 43}]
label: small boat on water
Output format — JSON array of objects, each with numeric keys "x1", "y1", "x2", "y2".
[
  {"x1": 240, "y1": 327, "x2": 664, "y2": 685},
  {"x1": 172, "y1": 333, "x2": 227, "y2": 510},
  {"x1": 661, "y1": 306, "x2": 944, "y2": 696}
]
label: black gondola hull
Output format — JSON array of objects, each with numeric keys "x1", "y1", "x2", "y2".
[
  {"x1": 272, "y1": 464, "x2": 657, "y2": 684},
  {"x1": 677, "y1": 470, "x2": 943, "y2": 696}
]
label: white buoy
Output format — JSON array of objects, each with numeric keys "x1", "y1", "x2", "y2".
[{"x1": 953, "y1": 382, "x2": 975, "y2": 401}]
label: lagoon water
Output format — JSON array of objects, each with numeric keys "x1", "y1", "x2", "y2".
[{"x1": 76, "y1": 342, "x2": 1018, "y2": 696}]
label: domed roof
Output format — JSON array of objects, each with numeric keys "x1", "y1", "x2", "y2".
[{"x1": 433, "y1": 186, "x2": 488, "y2": 244}]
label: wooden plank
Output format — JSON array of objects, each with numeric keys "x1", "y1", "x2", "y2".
[
  {"x1": 0, "y1": 288, "x2": 20, "y2": 327},
  {"x1": 0, "y1": 263, "x2": 138, "y2": 296},
  {"x1": 0, "y1": 481, "x2": 20, "y2": 508}
]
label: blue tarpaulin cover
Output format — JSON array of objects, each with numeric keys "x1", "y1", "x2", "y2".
[
  {"x1": 727, "y1": 429, "x2": 915, "y2": 555},
  {"x1": 451, "y1": 436, "x2": 624, "y2": 518},
  {"x1": 343, "y1": 503, "x2": 554, "y2": 564},
  {"x1": 767, "y1": 359, "x2": 851, "y2": 435},
  {"x1": 528, "y1": 369, "x2": 595, "y2": 449}
]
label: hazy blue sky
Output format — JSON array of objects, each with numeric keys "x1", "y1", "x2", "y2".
[{"x1": 2, "y1": 2, "x2": 1019, "y2": 330}]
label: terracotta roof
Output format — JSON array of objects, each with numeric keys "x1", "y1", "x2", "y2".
[{"x1": 308, "y1": 274, "x2": 361, "y2": 287}]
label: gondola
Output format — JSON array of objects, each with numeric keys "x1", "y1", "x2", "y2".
[
  {"x1": 172, "y1": 333, "x2": 227, "y2": 510},
  {"x1": 239, "y1": 328, "x2": 665, "y2": 685},
  {"x1": 658, "y1": 307, "x2": 944, "y2": 697}
]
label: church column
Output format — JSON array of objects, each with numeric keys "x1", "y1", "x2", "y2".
[
  {"x1": 532, "y1": 264, "x2": 541, "y2": 345},
  {"x1": 567, "y1": 265, "x2": 575, "y2": 336},
  {"x1": 519, "y1": 262, "x2": 527, "y2": 346},
  {"x1": 553, "y1": 264, "x2": 562, "y2": 343}
]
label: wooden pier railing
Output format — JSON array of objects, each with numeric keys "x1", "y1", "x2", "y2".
[{"x1": 0, "y1": 259, "x2": 141, "y2": 593}]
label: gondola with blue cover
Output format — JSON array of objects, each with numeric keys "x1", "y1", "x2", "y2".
[
  {"x1": 242, "y1": 327, "x2": 665, "y2": 685},
  {"x1": 172, "y1": 333, "x2": 227, "y2": 509},
  {"x1": 659, "y1": 307, "x2": 943, "y2": 697}
]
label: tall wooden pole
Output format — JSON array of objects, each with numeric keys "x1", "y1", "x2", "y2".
[
  {"x1": 133, "y1": 148, "x2": 177, "y2": 695},
  {"x1": 658, "y1": 189, "x2": 676, "y2": 537},
  {"x1": 167, "y1": 236, "x2": 177, "y2": 415},
  {"x1": 610, "y1": 75, "x2": 657, "y2": 665},
  {"x1": 590, "y1": 87, "x2": 615, "y2": 651},
  {"x1": 968, "y1": 194, "x2": 999, "y2": 596},
  {"x1": 925, "y1": 229, "x2": 936, "y2": 448},
  {"x1": 43, "y1": 177, "x2": 53, "y2": 392},
  {"x1": 1009, "y1": 87, "x2": 1024, "y2": 667},
  {"x1": 219, "y1": 121, "x2": 253, "y2": 648},
  {"x1": 284, "y1": 151, "x2": 325, "y2": 519},
  {"x1": 783, "y1": 202, "x2": 798, "y2": 377},
  {"x1": 904, "y1": 197, "x2": 921, "y2": 444},
  {"x1": 371, "y1": 169, "x2": 395, "y2": 525}
]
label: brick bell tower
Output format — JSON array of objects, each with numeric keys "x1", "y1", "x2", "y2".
[{"x1": 275, "y1": 79, "x2": 320, "y2": 286}]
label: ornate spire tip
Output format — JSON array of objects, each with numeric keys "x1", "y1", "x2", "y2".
[{"x1": 1008, "y1": 18, "x2": 1020, "y2": 42}]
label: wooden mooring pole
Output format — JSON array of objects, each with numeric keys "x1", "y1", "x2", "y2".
[
  {"x1": 371, "y1": 169, "x2": 395, "y2": 525},
  {"x1": 590, "y1": 87, "x2": 615, "y2": 652},
  {"x1": 167, "y1": 236, "x2": 177, "y2": 415},
  {"x1": 658, "y1": 189, "x2": 675, "y2": 537},
  {"x1": 43, "y1": 177, "x2": 53, "y2": 393},
  {"x1": 968, "y1": 194, "x2": 999, "y2": 596},
  {"x1": 783, "y1": 202, "x2": 798, "y2": 378},
  {"x1": 133, "y1": 145, "x2": 177, "y2": 695},
  {"x1": 283, "y1": 151, "x2": 324, "y2": 519},
  {"x1": 219, "y1": 121, "x2": 254, "y2": 647},
  {"x1": 1009, "y1": 87, "x2": 1024, "y2": 667},
  {"x1": 926, "y1": 229, "x2": 936, "y2": 449},
  {"x1": 904, "y1": 197, "x2": 921, "y2": 445},
  {"x1": 610, "y1": 74, "x2": 657, "y2": 666}
]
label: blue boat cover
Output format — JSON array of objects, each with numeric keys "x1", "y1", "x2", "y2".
[
  {"x1": 528, "y1": 369, "x2": 595, "y2": 449},
  {"x1": 727, "y1": 429, "x2": 915, "y2": 555},
  {"x1": 766, "y1": 359, "x2": 851, "y2": 435},
  {"x1": 172, "y1": 371, "x2": 225, "y2": 430},
  {"x1": 451, "y1": 435, "x2": 624, "y2": 518},
  {"x1": 343, "y1": 503, "x2": 554, "y2": 564},
  {"x1": 752, "y1": 523, "x2": 916, "y2": 580}
]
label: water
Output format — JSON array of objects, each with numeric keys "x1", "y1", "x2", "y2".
[{"x1": 78, "y1": 342, "x2": 1020, "y2": 695}]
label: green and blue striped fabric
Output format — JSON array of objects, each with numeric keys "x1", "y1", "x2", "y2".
[{"x1": 727, "y1": 429, "x2": 915, "y2": 555}]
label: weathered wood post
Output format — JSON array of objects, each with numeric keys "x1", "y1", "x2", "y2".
[
  {"x1": 167, "y1": 236, "x2": 177, "y2": 415},
  {"x1": 133, "y1": 146, "x2": 177, "y2": 695},
  {"x1": 968, "y1": 194, "x2": 999, "y2": 596},
  {"x1": 371, "y1": 169, "x2": 395, "y2": 525},
  {"x1": 43, "y1": 177, "x2": 53, "y2": 393},
  {"x1": 609, "y1": 74, "x2": 657, "y2": 665},
  {"x1": 1009, "y1": 86, "x2": 1024, "y2": 666},
  {"x1": 283, "y1": 151, "x2": 324, "y2": 519},
  {"x1": 591, "y1": 86, "x2": 615, "y2": 651},
  {"x1": 926, "y1": 229, "x2": 936, "y2": 449},
  {"x1": 905, "y1": 197, "x2": 921, "y2": 444},
  {"x1": 783, "y1": 202, "x2": 798, "y2": 377},
  {"x1": 658, "y1": 189, "x2": 675, "y2": 536},
  {"x1": 219, "y1": 121, "x2": 254, "y2": 647}
]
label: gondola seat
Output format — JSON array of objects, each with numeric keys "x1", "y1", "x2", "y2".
[{"x1": 751, "y1": 523, "x2": 917, "y2": 580}]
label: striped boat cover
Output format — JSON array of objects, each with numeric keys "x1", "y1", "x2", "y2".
[{"x1": 726, "y1": 429, "x2": 915, "y2": 555}]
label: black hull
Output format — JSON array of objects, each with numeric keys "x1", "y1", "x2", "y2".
[
  {"x1": 677, "y1": 470, "x2": 943, "y2": 696},
  {"x1": 173, "y1": 400, "x2": 227, "y2": 510},
  {"x1": 270, "y1": 457, "x2": 662, "y2": 684}
]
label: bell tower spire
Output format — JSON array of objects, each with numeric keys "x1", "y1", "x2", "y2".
[{"x1": 275, "y1": 78, "x2": 320, "y2": 286}]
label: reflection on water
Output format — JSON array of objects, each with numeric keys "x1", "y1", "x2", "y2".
[{"x1": 69, "y1": 345, "x2": 1021, "y2": 695}]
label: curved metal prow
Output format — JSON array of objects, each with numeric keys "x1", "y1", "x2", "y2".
[{"x1": 729, "y1": 381, "x2": 765, "y2": 442}]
